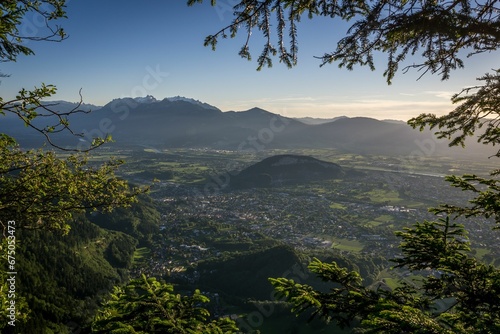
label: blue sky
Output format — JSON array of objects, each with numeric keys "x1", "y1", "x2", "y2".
[{"x1": 1, "y1": 0, "x2": 498, "y2": 120}]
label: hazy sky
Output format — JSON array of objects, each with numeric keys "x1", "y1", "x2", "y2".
[{"x1": 2, "y1": 0, "x2": 498, "y2": 120}]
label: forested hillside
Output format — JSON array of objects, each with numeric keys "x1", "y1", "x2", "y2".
[{"x1": 3, "y1": 198, "x2": 160, "y2": 333}]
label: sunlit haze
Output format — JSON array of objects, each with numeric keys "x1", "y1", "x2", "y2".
[{"x1": 2, "y1": 0, "x2": 497, "y2": 120}]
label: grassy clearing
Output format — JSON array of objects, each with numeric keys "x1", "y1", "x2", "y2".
[
  {"x1": 330, "y1": 237, "x2": 364, "y2": 252},
  {"x1": 143, "y1": 161, "x2": 212, "y2": 184},
  {"x1": 365, "y1": 214, "x2": 395, "y2": 227},
  {"x1": 363, "y1": 188, "x2": 403, "y2": 204},
  {"x1": 329, "y1": 202, "x2": 346, "y2": 210},
  {"x1": 382, "y1": 277, "x2": 400, "y2": 290},
  {"x1": 365, "y1": 220, "x2": 383, "y2": 227},
  {"x1": 405, "y1": 202, "x2": 427, "y2": 209},
  {"x1": 474, "y1": 247, "x2": 490, "y2": 260},
  {"x1": 375, "y1": 269, "x2": 404, "y2": 290},
  {"x1": 375, "y1": 214, "x2": 394, "y2": 223}
]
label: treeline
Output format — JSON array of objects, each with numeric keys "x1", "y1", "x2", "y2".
[{"x1": 5, "y1": 197, "x2": 160, "y2": 333}]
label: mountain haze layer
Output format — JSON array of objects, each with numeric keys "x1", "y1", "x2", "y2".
[{"x1": 2, "y1": 96, "x2": 494, "y2": 159}]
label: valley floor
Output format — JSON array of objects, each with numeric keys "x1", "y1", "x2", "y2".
[{"x1": 114, "y1": 147, "x2": 499, "y2": 333}]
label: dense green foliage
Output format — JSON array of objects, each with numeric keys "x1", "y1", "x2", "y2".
[
  {"x1": 6, "y1": 218, "x2": 137, "y2": 333},
  {"x1": 91, "y1": 275, "x2": 239, "y2": 333},
  {"x1": 0, "y1": 138, "x2": 140, "y2": 234},
  {"x1": 0, "y1": 0, "x2": 65, "y2": 65},
  {"x1": 0, "y1": 90, "x2": 143, "y2": 330},
  {"x1": 409, "y1": 70, "x2": 500, "y2": 228},
  {"x1": 271, "y1": 217, "x2": 500, "y2": 333},
  {"x1": 1, "y1": 194, "x2": 163, "y2": 333},
  {"x1": 0, "y1": 1, "x2": 145, "y2": 331},
  {"x1": 91, "y1": 195, "x2": 161, "y2": 247}
]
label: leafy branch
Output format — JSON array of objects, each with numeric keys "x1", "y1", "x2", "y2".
[{"x1": 0, "y1": 85, "x2": 110, "y2": 152}]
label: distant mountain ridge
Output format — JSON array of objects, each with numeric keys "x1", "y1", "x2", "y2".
[
  {"x1": 295, "y1": 116, "x2": 347, "y2": 125},
  {"x1": 102, "y1": 95, "x2": 220, "y2": 111},
  {"x1": 165, "y1": 96, "x2": 220, "y2": 111},
  {"x1": 1, "y1": 95, "x2": 495, "y2": 159}
]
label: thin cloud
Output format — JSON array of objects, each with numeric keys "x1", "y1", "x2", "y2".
[
  {"x1": 217, "y1": 93, "x2": 457, "y2": 121},
  {"x1": 422, "y1": 91, "x2": 455, "y2": 99}
]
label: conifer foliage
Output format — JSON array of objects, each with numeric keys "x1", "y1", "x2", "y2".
[
  {"x1": 190, "y1": 0, "x2": 500, "y2": 332},
  {"x1": 91, "y1": 275, "x2": 239, "y2": 334},
  {"x1": 270, "y1": 218, "x2": 500, "y2": 332},
  {"x1": 189, "y1": 0, "x2": 498, "y2": 82}
]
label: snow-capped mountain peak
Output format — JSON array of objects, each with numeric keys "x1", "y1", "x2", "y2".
[
  {"x1": 165, "y1": 96, "x2": 219, "y2": 111},
  {"x1": 133, "y1": 95, "x2": 157, "y2": 103}
]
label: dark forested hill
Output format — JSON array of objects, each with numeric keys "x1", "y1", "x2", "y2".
[
  {"x1": 230, "y1": 154, "x2": 345, "y2": 188},
  {"x1": 196, "y1": 245, "x2": 304, "y2": 300}
]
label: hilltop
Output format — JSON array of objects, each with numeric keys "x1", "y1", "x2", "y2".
[{"x1": 230, "y1": 154, "x2": 345, "y2": 188}]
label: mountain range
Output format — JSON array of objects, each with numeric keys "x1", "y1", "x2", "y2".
[{"x1": 1, "y1": 96, "x2": 493, "y2": 159}]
